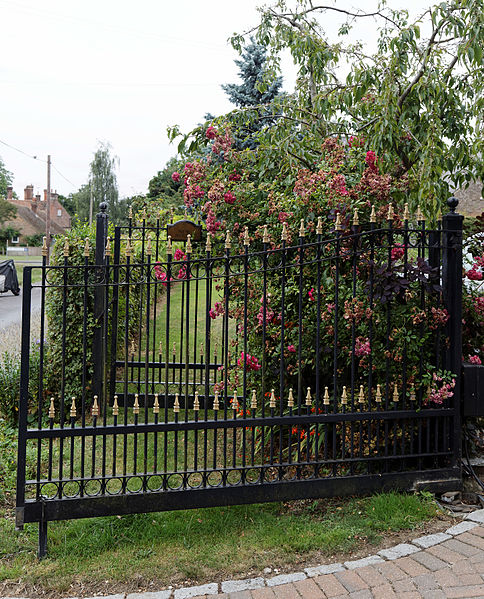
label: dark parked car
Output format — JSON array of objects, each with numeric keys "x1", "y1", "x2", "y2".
[{"x1": 0, "y1": 259, "x2": 20, "y2": 295}]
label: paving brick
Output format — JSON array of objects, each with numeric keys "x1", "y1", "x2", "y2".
[
  {"x1": 265, "y1": 583, "x2": 298, "y2": 599},
  {"x1": 394, "y1": 556, "x2": 430, "y2": 576},
  {"x1": 348, "y1": 591, "x2": 372, "y2": 599},
  {"x1": 412, "y1": 551, "x2": 449, "y2": 571},
  {"x1": 444, "y1": 584, "x2": 484, "y2": 598},
  {"x1": 465, "y1": 509, "x2": 484, "y2": 523},
  {"x1": 370, "y1": 583, "x2": 397, "y2": 598},
  {"x1": 470, "y1": 556, "x2": 484, "y2": 572},
  {"x1": 466, "y1": 525, "x2": 484, "y2": 537},
  {"x1": 420, "y1": 591, "x2": 445, "y2": 599},
  {"x1": 378, "y1": 543, "x2": 420, "y2": 560},
  {"x1": 457, "y1": 573, "x2": 484, "y2": 586},
  {"x1": 305, "y1": 563, "x2": 345, "y2": 577},
  {"x1": 427, "y1": 544, "x2": 467, "y2": 564},
  {"x1": 393, "y1": 578, "x2": 417, "y2": 593},
  {"x1": 250, "y1": 589, "x2": 276, "y2": 599},
  {"x1": 375, "y1": 561, "x2": 406, "y2": 582},
  {"x1": 174, "y1": 584, "x2": 218, "y2": 598},
  {"x1": 413, "y1": 533, "x2": 452, "y2": 548},
  {"x1": 344, "y1": 555, "x2": 384, "y2": 570},
  {"x1": 441, "y1": 538, "x2": 482, "y2": 557},
  {"x1": 397, "y1": 594, "x2": 421, "y2": 599},
  {"x1": 292, "y1": 578, "x2": 326, "y2": 599},
  {"x1": 127, "y1": 594, "x2": 172, "y2": 599},
  {"x1": 221, "y1": 579, "x2": 265, "y2": 593},
  {"x1": 266, "y1": 572, "x2": 306, "y2": 587},
  {"x1": 433, "y1": 567, "x2": 462, "y2": 587},
  {"x1": 446, "y1": 521, "x2": 479, "y2": 536},
  {"x1": 455, "y1": 531, "x2": 484, "y2": 551},
  {"x1": 226, "y1": 592, "x2": 252, "y2": 599},
  {"x1": 413, "y1": 573, "x2": 439, "y2": 591},
  {"x1": 334, "y1": 571, "x2": 368, "y2": 593},
  {"x1": 313, "y1": 574, "x2": 347, "y2": 597},
  {"x1": 353, "y1": 565, "x2": 387, "y2": 588},
  {"x1": 451, "y1": 560, "x2": 477, "y2": 575}
]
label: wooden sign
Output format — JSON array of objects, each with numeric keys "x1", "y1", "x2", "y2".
[{"x1": 167, "y1": 220, "x2": 203, "y2": 242}]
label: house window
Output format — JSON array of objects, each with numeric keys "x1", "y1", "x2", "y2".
[
  {"x1": 57, "y1": 209, "x2": 62, "y2": 217},
  {"x1": 11, "y1": 236, "x2": 19, "y2": 244}
]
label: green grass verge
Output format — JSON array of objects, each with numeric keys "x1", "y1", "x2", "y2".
[{"x1": 0, "y1": 492, "x2": 439, "y2": 594}]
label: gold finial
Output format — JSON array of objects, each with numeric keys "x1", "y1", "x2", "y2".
[
  {"x1": 113, "y1": 395, "x2": 119, "y2": 416},
  {"x1": 232, "y1": 390, "x2": 238, "y2": 411},
  {"x1": 387, "y1": 203, "x2": 394, "y2": 221},
  {"x1": 341, "y1": 386, "x2": 348, "y2": 405},
  {"x1": 125, "y1": 237, "x2": 133, "y2": 257},
  {"x1": 205, "y1": 233, "x2": 212, "y2": 252},
  {"x1": 131, "y1": 339, "x2": 136, "y2": 356},
  {"x1": 393, "y1": 383, "x2": 399, "y2": 403},
  {"x1": 133, "y1": 394, "x2": 139, "y2": 414},
  {"x1": 48, "y1": 397, "x2": 55, "y2": 419},
  {"x1": 305, "y1": 387, "x2": 312, "y2": 406},
  {"x1": 128, "y1": 205, "x2": 133, "y2": 219},
  {"x1": 270, "y1": 389, "x2": 277, "y2": 409},
  {"x1": 166, "y1": 236, "x2": 173, "y2": 256},
  {"x1": 416, "y1": 205, "x2": 425, "y2": 221},
  {"x1": 281, "y1": 222, "x2": 288, "y2": 241},
  {"x1": 174, "y1": 393, "x2": 180, "y2": 413},
  {"x1": 172, "y1": 341, "x2": 176, "y2": 355},
  {"x1": 213, "y1": 391, "x2": 220, "y2": 411},
  {"x1": 370, "y1": 205, "x2": 376, "y2": 223},
  {"x1": 299, "y1": 219, "x2": 306, "y2": 237},
  {"x1": 153, "y1": 393, "x2": 159, "y2": 414},
  {"x1": 437, "y1": 210, "x2": 442, "y2": 222},
  {"x1": 375, "y1": 384, "x2": 382, "y2": 403},
  {"x1": 158, "y1": 340, "x2": 163, "y2": 355},
  {"x1": 170, "y1": 206, "x2": 174, "y2": 222},
  {"x1": 92, "y1": 395, "x2": 99, "y2": 417},
  {"x1": 200, "y1": 343, "x2": 204, "y2": 356},
  {"x1": 410, "y1": 386, "x2": 416, "y2": 401},
  {"x1": 184, "y1": 207, "x2": 187, "y2": 218},
  {"x1": 323, "y1": 387, "x2": 330, "y2": 405},
  {"x1": 146, "y1": 236, "x2": 153, "y2": 257},
  {"x1": 262, "y1": 225, "x2": 270, "y2": 243},
  {"x1": 42, "y1": 236, "x2": 48, "y2": 257},
  {"x1": 185, "y1": 234, "x2": 192, "y2": 254},
  {"x1": 359, "y1": 385, "x2": 365, "y2": 404},
  {"x1": 105, "y1": 237, "x2": 112, "y2": 257},
  {"x1": 335, "y1": 212, "x2": 343, "y2": 231},
  {"x1": 403, "y1": 203, "x2": 410, "y2": 221},
  {"x1": 193, "y1": 391, "x2": 200, "y2": 411},
  {"x1": 243, "y1": 226, "x2": 250, "y2": 246},
  {"x1": 352, "y1": 208, "x2": 359, "y2": 226},
  {"x1": 225, "y1": 230, "x2": 231, "y2": 249},
  {"x1": 251, "y1": 389, "x2": 257, "y2": 410},
  {"x1": 316, "y1": 216, "x2": 323, "y2": 235},
  {"x1": 214, "y1": 342, "x2": 219, "y2": 355},
  {"x1": 142, "y1": 207, "x2": 147, "y2": 222},
  {"x1": 63, "y1": 239, "x2": 70, "y2": 257},
  {"x1": 288, "y1": 388, "x2": 294, "y2": 408},
  {"x1": 70, "y1": 397, "x2": 76, "y2": 418},
  {"x1": 83, "y1": 238, "x2": 90, "y2": 257}
]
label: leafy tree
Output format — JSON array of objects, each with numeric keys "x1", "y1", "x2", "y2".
[
  {"x1": 57, "y1": 193, "x2": 76, "y2": 217},
  {"x1": 0, "y1": 155, "x2": 13, "y2": 199},
  {"x1": 0, "y1": 199, "x2": 16, "y2": 227},
  {"x1": 147, "y1": 157, "x2": 183, "y2": 204},
  {"x1": 89, "y1": 142, "x2": 120, "y2": 222},
  {"x1": 0, "y1": 225, "x2": 19, "y2": 253}
]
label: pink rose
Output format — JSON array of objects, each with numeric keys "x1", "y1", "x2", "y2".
[
  {"x1": 171, "y1": 171, "x2": 180, "y2": 183},
  {"x1": 287, "y1": 344, "x2": 296, "y2": 353}
]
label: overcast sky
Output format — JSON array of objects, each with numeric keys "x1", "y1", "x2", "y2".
[{"x1": 0, "y1": 0, "x2": 433, "y2": 199}]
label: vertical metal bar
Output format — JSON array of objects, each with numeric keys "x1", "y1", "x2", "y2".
[
  {"x1": 164, "y1": 246, "x2": 172, "y2": 477},
  {"x1": 58, "y1": 248, "x2": 68, "y2": 497},
  {"x1": 144, "y1": 246, "x2": 152, "y2": 488},
  {"x1": 109, "y1": 227, "x2": 121, "y2": 402},
  {"x1": 93, "y1": 202, "x2": 108, "y2": 401},
  {"x1": 36, "y1": 250, "x2": 47, "y2": 498}
]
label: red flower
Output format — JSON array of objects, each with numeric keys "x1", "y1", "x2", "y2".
[
  {"x1": 228, "y1": 171, "x2": 241, "y2": 182},
  {"x1": 365, "y1": 151, "x2": 378, "y2": 171},
  {"x1": 391, "y1": 244, "x2": 405, "y2": 261},
  {"x1": 171, "y1": 171, "x2": 180, "y2": 183},
  {"x1": 224, "y1": 191, "x2": 236, "y2": 204},
  {"x1": 469, "y1": 355, "x2": 482, "y2": 365},
  {"x1": 206, "y1": 126, "x2": 217, "y2": 140},
  {"x1": 467, "y1": 268, "x2": 483, "y2": 281}
]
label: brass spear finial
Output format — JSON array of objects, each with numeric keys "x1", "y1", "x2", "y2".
[
  {"x1": 185, "y1": 234, "x2": 192, "y2": 254},
  {"x1": 174, "y1": 393, "x2": 180, "y2": 414},
  {"x1": 232, "y1": 390, "x2": 238, "y2": 411},
  {"x1": 70, "y1": 397, "x2": 77, "y2": 418},
  {"x1": 193, "y1": 391, "x2": 200, "y2": 411},
  {"x1": 359, "y1": 385, "x2": 365, "y2": 404},
  {"x1": 262, "y1": 225, "x2": 270, "y2": 244},
  {"x1": 213, "y1": 391, "x2": 220, "y2": 411},
  {"x1": 416, "y1": 205, "x2": 425, "y2": 222},
  {"x1": 352, "y1": 208, "x2": 359, "y2": 227},
  {"x1": 323, "y1": 387, "x2": 330, "y2": 405},
  {"x1": 42, "y1": 236, "x2": 48, "y2": 257},
  {"x1": 387, "y1": 203, "x2": 394, "y2": 221},
  {"x1": 335, "y1": 212, "x2": 343, "y2": 231},
  {"x1": 403, "y1": 203, "x2": 410, "y2": 221},
  {"x1": 205, "y1": 232, "x2": 212, "y2": 252},
  {"x1": 170, "y1": 206, "x2": 174, "y2": 222},
  {"x1": 375, "y1": 384, "x2": 382, "y2": 403},
  {"x1": 113, "y1": 395, "x2": 119, "y2": 416},
  {"x1": 105, "y1": 237, "x2": 112, "y2": 257},
  {"x1": 370, "y1": 205, "x2": 376, "y2": 223},
  {"x1": 305, "y1": 387, "x2": 312, "y2": 406},
  {"x1": 159, "y1": 340, "x2": 163, "y2": 355},
  {"x1": 131, "y1": 339, "x2": 136, "y2": 356},
  {"x1": 125, "y1": 237, "x2": 133, "y2": 257},
  {"x1": 92, "y1": 395, "x2": 99, "y2": 417},
  {"x1": 146, "y1": 236, "x2": 153, "y2": 257},
  {"x1": 243, "y1": 226, "x2": 250, "y2": 246},
  {"x1": 299, "y1": 219, "x2": 306, "y2": 237},
  {"x1": 410, "y1": 386, "x2": 416, "y2": 402},
  {"x1": 63, "y1": 239, "x2": 70, "y2": 257},
  {"x1": 200, "y1": 343, "x2": 204, "y2": 356},
  {"x1": 133, "y1": 394, "x2": 140, "y2": 414},
  {"x1": 270, "y1": 389, "x2": 277, "y2": 409},
  {"x1": 341, "y1": 386, "x2": 348, "y2": 405},
  {"x1": 316, "y1": 216, "x2": 323, "y2": 235},
  {"x1": 173, "y1": 341, "x2": 176, "y2": 355},
  {"x1": 153, "y1": 393, "x2": 159, "y2": 414},
  {"x1": 142, "y1": 207, "x2": 147, "y2": 222},
  {"x1": 48, "y1": 397, "x2": 55, "y2": 419},
  {"x1": 83, "y1": 237, "x2": 90, "y2": 257},
  {"x1": 393, "y1": 383, "x2": 399, "y2": 403},
  {"x1": 251, "y1": 389, "x2": 257, "y2": 410},
  {"x1": 281, "y1": 222, "x2": 288, "y2": 241},
  {"x1": 225, "y1": 230, "x2": 231, "y2": 249},
  {"x1": 288, "y1": 388, "x2": 294, "y2": 408},
  {"x1": 128, "y1": 205, "x2": 133, "y2": 219},
  {"x1": 166, "y1": 235, "x2": 173, "y2": 256}
]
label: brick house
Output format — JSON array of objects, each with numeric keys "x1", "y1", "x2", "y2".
[
  {"x1": 454, "y1": 181, "x2": 484, "y2": 217},
  {"x1": 3, "y1": 185, "x2": 71, "y2": 246}
]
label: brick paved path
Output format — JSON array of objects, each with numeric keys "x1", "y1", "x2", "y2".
[{"x1": 189, "y1": 524, "x2": 484, "y2": 599}]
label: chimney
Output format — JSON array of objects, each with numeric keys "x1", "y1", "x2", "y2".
[
  {"x1": 24, "y1": 185, "x2": 34, "y2": 201},
  {"x1": 6, "y1": 186, "x2": 13, "y2": 200},
  {"x1": 31, "y1": 195, "x2": 38, "y2": 214}
]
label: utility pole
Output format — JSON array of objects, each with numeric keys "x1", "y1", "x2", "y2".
[{"x1": 46, "y1": 155, "x2": 51, "y2": 264}]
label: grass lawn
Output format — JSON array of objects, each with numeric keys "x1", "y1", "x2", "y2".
[
  {"x1": 0, "y1": 491, "x2": 446, "y2": 597},
  {"x1": 0, "y1": 254, "x2": 43, "y2": 286}
]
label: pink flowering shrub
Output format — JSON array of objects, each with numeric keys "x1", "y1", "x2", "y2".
[{"x1": 237, "y1": 351, "x2": 262, "y2": 371}]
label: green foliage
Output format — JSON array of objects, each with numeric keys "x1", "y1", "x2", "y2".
[
  {"x1": 0, "y1": 155, "x2": 13, "y2": 199},
  {"x1": 0, "y1": 344, "x2": 40, "y2": 425},
  {"x1": 0, "y1": 198, "x2": 16, "y2": 227},
  {"x1": 0, "y1": 225, "x2": 19, "y2": 253},
  {"x1": 24, "y1": 234, "x2": 44, "y2": 247}
]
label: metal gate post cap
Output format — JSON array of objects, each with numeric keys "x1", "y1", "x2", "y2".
[
  {"x1": 112, "y1": 395, "x2": 119, "y2": 416},
  {"x1": 193, "y1": 391, "x2": 200, "y2": 411},
  {"x1": 225, "y1": 230, "x2": 231, "y2": 249},
  {"x1": 105, "y1": 237, "x2": 112, "y2": 257},
  {"x1": 316, "y1": 216, "x2": 323, "y2": 234},
  {"x1": 213, "y1": 391, "x2": 220, "y2": 411},
  {"x1": 447, "y1": 197, "x2": 459, "y2": 213},
  {"x1": 251, "y1": 389, "x2": 257, "y2": 409},
  {"x1": 125, "y1": 237, "x2": 133, "y2": 257},
  {"x1": 133, "y1": 394, "x2": 140, "y2": 414},
  {"x1": 305, "y1": 388, "x2": 312, "y2": 406},
  {"x1": 146, "y1": 237, "x2": 152, "y2": 256},
  {"x1": 185, "y1": 234, "x2": 192, "y2": 254},
  {"x1": 281, "y1": 223, "x2": 288, "y2": 241},
  {"x1": 341, "y1": 386, "x2": 348, "y2": 405},
  {"x1": 352, "y1": 209, "x2": 359, "y2": 227},
  {"x1": 166, "y1": 236, "x2": 173, "y2": 255},
  {"x1": 48, "y1": 397, "x2": 55, "y2": 419},
  {"x1": 416, "y1": 205, "x2": 425, "y2": 221},
  {"x1": 403, "y1": 203, "x2": 410, "y2": 221},
  {"x1": 70, "y1": 397, "x2": 77, "y2": 418},
  {"x1": 99, "y1": 202, "x2": 108, "y2": 213},
  {"x1": 92, "y1": 396, "x2": 99, "y2": 417},
  {"x1": 244, "y1": 226, "x2": 250, "y2": 246},
  {"x1": 370, "y1": 205, "x2": 376, "y2": 222},
  {"x1": 393, "y1": 383, "x2": 399, "y2": 402},
  {"x1": 387, "y1": 203, "x2": 394, "y2": 221},
  {"x1": 299, "y1": 219, "x2": 306, "y2": 237},
  {"x1": 262, "y1": 225, "x2": 270, "y2": 243},
  {"x1": 359, "y1": 385, "x2": 365, "y2": 404},
  {"x1": 131, "y1": 339, "x2": 136, "y2": 356},
  {"x1": 42, "y1": 236, "x2": 48, "y2": 256},
  {"x1": 153, "y1": 393, "x2": 159, "y2": 414},
  {"x1": 205, "y1": 233, "x2": 212, "y2": 252},
  {"x1": 335, "y1": 213, "x2": 343, "y2": 231},
  {"x1": 323, "y1": 387, "x2": 330, "y2": 405},
  {"x1": 128, "y1": 205, "x2": 133, "y2": 219},
  {"x1": 375, "y1": 385, "x2": 382, "y2": 403},
  {"x1": 83, "y1": 237, "x2": 90, "y2": 257},
  {"x1": 288, "y1": 388, "x2": 294, "y2": 408},
  {"x1": 174, "y1": 394, "x2": 180, "y2": 413},
  {"x1": 270, "y1": 389, "x2": 277, "y2": 408},
  {"x1": 158, "y1": 341, "x2": 163, "y2": 355},
  {"x1": 63, "y1": 239, "x2": 70, "y2": 257}
]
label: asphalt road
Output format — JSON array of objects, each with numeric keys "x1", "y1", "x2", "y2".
[{"x1": 0, "y1": 286, "x2": 42, "y2": 329}]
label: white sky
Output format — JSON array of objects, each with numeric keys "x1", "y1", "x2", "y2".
[{"x1": 0, "y1": 0, "x2": 433, "y2": 200}]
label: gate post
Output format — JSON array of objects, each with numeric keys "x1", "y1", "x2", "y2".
[
  {"x1": 442, "y1": 197, "x2": 463, "y2": 470},
  {"x1": 93, "y1": 202, "x2": 108, "y2": 405}
]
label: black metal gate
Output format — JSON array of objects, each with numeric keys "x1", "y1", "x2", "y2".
[{"x1": 16, "y1": 200, "x2": 463, "y2": 557}]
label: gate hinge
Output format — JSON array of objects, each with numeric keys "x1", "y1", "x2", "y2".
[{"x1": 15, "y1": 506, "x2": 25, "y2": 530}]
